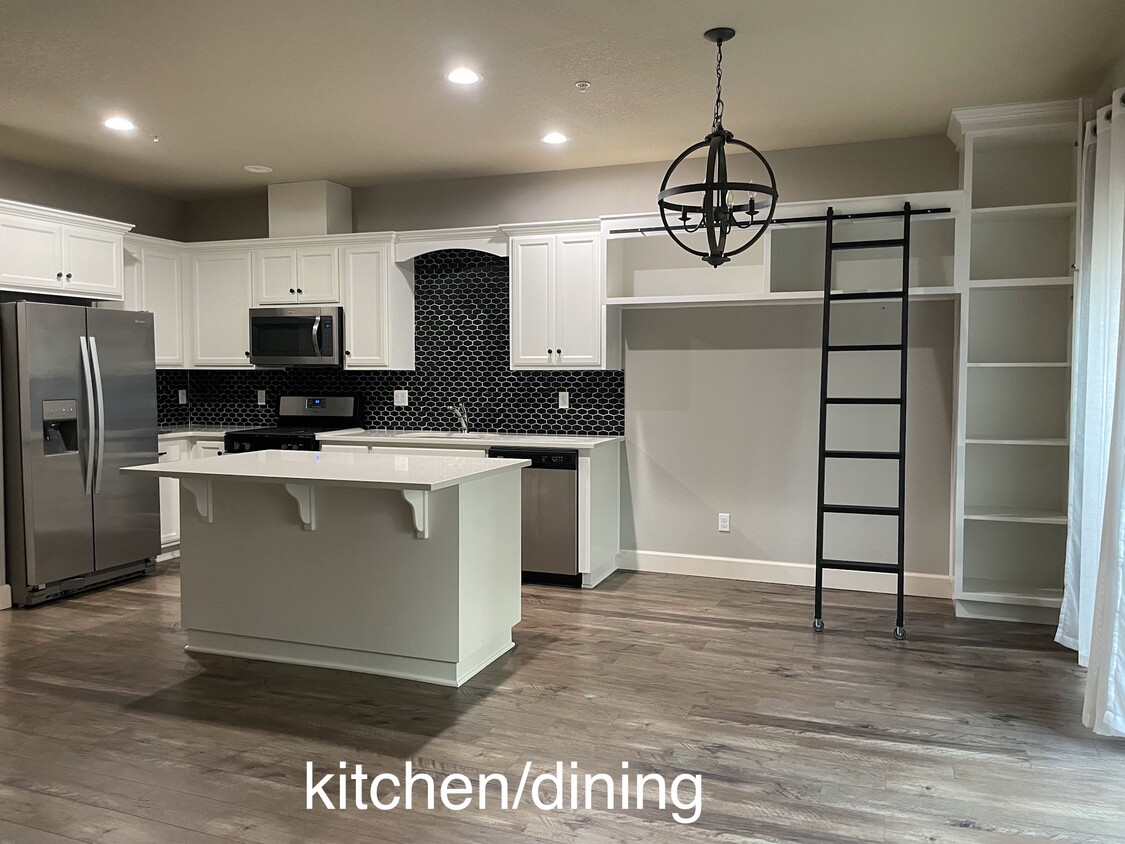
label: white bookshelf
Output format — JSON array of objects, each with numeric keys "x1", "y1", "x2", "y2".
[{"x1": 949, "y1": 100, "x2": 1081, "y2": 621}]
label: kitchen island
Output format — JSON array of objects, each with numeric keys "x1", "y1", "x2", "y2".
[{"x1": 125, "y1": 450, "x2": 529, "y2": 686}]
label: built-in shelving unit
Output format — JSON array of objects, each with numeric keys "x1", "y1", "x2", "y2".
[
  {"x1": 948, "y1": 100, "x2": 1081, "y2": 622},
  {"x1": 600, "y1": 191, "x2": 960, "y2": 309}
]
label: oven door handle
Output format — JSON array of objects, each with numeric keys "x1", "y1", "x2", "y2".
[{"x1": 311, "y1": 315, "x2": 322, "y2": 358}]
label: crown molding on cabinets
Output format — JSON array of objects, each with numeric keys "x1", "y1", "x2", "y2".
[
  {"x1": 0, "y1": 197, "x2": 134, "y2": 234},
  {"x1": 394, "y1": 225, "x2": 508, "y2": 262},
  {"x1": 947, "y1": 99, "x2": 1082, "y2": 148}
]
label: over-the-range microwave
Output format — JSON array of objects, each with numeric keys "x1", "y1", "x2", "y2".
[{"x1": 249, "y1": 306, "x2": 342, "y2": 367}]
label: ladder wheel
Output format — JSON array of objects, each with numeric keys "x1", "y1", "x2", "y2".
[
  {"x1": 813, "y1": 618, "x2": 825, "y2": 633},
  {"x1": 894, "y1": 626, "x2": 907, "y2": 641}
]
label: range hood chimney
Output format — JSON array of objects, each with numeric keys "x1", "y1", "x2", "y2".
[{"x1": 267, "y1": 180, "x2": 353, "y2": 237}]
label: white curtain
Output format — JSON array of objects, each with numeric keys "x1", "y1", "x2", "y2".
[{"x1": 1058, "y1": 88, "x2": 1125, "y2": 737}]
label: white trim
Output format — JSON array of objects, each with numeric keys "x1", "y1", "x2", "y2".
[
  {"x1": 0, "y1": 197, "x2": 134, "y2": 232},
  {"x1": 0, "y1": 584, "x2": 11, "y2": 611},
  {"x1": 953, "y1": 599, "x2": 1059, "y2": 625},
  {"x1": 947, "y1": 100, "x2": 1080, "y2": 148},
  {"x1": 618, "y1": 550, "x2": 952, "y2": 599},
  {"x1": 394, "y1": 225, "x2": 507, "y2": 261},
  {"x1": 582, "y1": 555, "x2": 618, "y2": 589},
  {"x1": 500, "y1": 218, "x2": 600, "y2": 237}
]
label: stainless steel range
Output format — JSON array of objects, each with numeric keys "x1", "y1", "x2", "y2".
[{"x1": 223, "y1": 395, "x2": 363, "y2": 453}]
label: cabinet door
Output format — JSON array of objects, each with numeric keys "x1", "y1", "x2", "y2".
[
  {"x1": 144, "y1": 247, "x2": 185, "y2": 367},
  {"x1": 159, "y1": 440, "x2": 186, "y2": 546},
  {"x1": 341, "y1": 244, "x2": 388, "y2": 368},
  {"x1": 253, "y1": 248, "x2": 298, "y2": 305},
  {"x1": 510, "y1": 236, "x2": 554, "y2": 367},
  {"x1": 118, "y1": 243, "x2": 145, "y2": 310},
  {"x1": 62, "y1": 227, "x2": 123, "y2": 297},
  {"x1": 296, "y1": 246, "x2": 340, "y2": 303},
  {"x1": 190, "y1": 251, "x2": 253, "y2": 367},
  {"x1": 553, "y1": 232, "x2": 602, "y2": 367},
  {"x1": 0, "y1": 215, "x2": 63, "y2": 288}
]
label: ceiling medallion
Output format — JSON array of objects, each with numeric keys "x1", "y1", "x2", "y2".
[{"x1": 658, "y1": 27, "x2": 778, "y2": 268}]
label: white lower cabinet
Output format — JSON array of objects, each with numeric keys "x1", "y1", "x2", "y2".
[
  {"x1": 189, "y1": 251, "x2": 253, "y2": 367},
  {"x1": 191, "y1": 439, "x2": 225, "y2": 459},
  {"x1": 158, "y1": 440, "x2": 186, "y2": 547}
]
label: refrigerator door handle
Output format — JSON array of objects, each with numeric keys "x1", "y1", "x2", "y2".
[
  {"x1": 89, "y1": 336, "x2": 107, "y2": 494},
  {"x1": 79, "y1": 336, "x2": 96, "y2": 496}
]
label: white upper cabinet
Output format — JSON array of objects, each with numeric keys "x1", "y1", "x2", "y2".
[
  {"x1": 189, "y1": 250, "x2": 253, "y2": 367},
  {"x1": 143, "y1": 246, "x2": 185, "y2": 366},
  {"x1": 252, "y1": 245, "x2": 340, "y2": 305},
  {"x1": 0, "y1": 215, "x2": 63, "y2": 288},
  {"x1": 340, "y1": 241, "x2": 415, "y2": 370},
  {"x1": 110, "y1": 239, "x2": 186, "y2": 367},
  {"x1": 0, "y1": 201, "x2": 129, "y2": 299},
  {"x1": 509, "y1": 226, "x2": 607, "y2": 369},
  {"x1": 61, "y1": 227, "x2": 123, "y2": 296}
]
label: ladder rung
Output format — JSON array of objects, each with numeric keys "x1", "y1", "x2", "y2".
[
  {"x1": 823, "y1": 450, "x2": 901, "y2": 460},
  {"x1": 831, "y1": 238, "x2": 906, "y2": 251},
  {"x1": 829, "y1": 290, "x2": 906, "y2": 302},
  {"x1": 820, "y1": 559, "x2": 901, "y2": 573},
  {"x1": 826, "y1": 397, "x2": 903, "y2": 405},
  {"x1": 823, "y1": 504, "x2": 901, "y2": 517},
  {"x1": 827, "y1": 343, "x2": 903, "y2": 352}
]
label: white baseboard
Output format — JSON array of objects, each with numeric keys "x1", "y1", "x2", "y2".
[
  {"x1": 618, "y1": 550, "x2": 952, "y2": 599},
  {"x1": 954, "y1": 599, "x2": 1059, "y2": 625},
  {"x1": 0, "y1": 584, "x2": 11, "y2": 611}
]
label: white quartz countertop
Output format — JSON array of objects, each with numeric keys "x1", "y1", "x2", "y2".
[
  {"x1": 158, "y1": 425, "x2": 260, "y2": 439},
  {"x1": 316, "y1": 430, "x2": 622, "y2": 451},
  {"x1": 125, "y1": 449, "x2": 531, "y2": 491}
]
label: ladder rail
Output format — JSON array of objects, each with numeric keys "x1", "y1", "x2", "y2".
[{"x1": 814, "y1": 201, "x2": 911, "y2": 640}]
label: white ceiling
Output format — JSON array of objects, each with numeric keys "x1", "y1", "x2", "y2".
[{"x1": 1, "y1": 0, "x2": 1123, "y2": 199}]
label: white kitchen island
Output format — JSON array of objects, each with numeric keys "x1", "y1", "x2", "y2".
[{"x1": 125, "y1": 450, "x2": 529, "y2": 686}]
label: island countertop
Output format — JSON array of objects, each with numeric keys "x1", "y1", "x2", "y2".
[
  {"x1": 316, "y1": 430, "x2": 622, "y2": 451},
  {"x1": 124, "y1": 449, "x2": 530, "y2": 491}
]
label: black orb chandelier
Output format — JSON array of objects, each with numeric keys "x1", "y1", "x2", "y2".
[{"x1": 658, "y1": 27, "x2": 778, "y2": 268}]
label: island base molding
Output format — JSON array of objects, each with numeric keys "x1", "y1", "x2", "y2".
[
  {"x1": 618, "y1": 550, "x2": 953, "y2": 598},
  {"x1": 185, "y1": 630, "x2": 515, "y2": 687}
]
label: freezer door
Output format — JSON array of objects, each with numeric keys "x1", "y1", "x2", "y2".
[
  {"x1": 1, "y1": 302, "x2": 95, "y2": 586},
  {"x1": 85, "y1": 308, "x2": 160, "y2": 570}
]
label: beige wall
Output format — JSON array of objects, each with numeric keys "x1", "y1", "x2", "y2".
[
  {"x1": 1094, "y1": 48, "x2": 1125, "y2": 107},
  {"x1": 181, "y1": 192, "x2": 269, "y2": 242},
  {"x1": 351, "y1": 135, "x2": 958, "y2": 232},
  {"x1": 0, "y1": 157, "x2": 184, "y2": 240},
  {"x1": 621, "y1": 301, "x2": 955, "y2": 577}
]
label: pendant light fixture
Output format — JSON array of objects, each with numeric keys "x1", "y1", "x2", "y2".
[{"x1": 658, "y1": 27, "x2": 778, "y2": 267}]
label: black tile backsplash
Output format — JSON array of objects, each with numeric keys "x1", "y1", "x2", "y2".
[
  {"x1": 156, "y1": 370, "x2": 190, "y2": 428},
  {"x1": 159, "y1": 250, "x2": 624, "y2": 435}
]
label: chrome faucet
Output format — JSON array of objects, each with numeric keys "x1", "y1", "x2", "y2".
[{"x1": 447, "y1": 403, "x2": 469, "y2": 433}]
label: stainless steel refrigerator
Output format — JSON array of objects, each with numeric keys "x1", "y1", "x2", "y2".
[{"x1": 1, "y1": 302, "x2": 159, "y2": 606}]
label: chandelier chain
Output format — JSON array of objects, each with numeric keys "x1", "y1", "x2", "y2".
[{"x1": 712, "y1": 39, "x2": 724, "y2": 131}]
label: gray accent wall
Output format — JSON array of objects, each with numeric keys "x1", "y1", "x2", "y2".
[
  {"x1": 0, "y1": 157, "x2": 184, "y2": 240},
  {"x1": 621, "y1": 301, "x2": 955, "y2": 577},
  {"x1": 351, "y1": 135, "x2": 959, "y2": 232}
]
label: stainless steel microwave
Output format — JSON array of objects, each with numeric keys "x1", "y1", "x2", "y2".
[{"x1": 249, "y1": 306, "x2": 342, "y2": 367}]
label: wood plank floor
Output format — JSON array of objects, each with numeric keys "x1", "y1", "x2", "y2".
[{"x1": 0, "y1": 561, "x2": 1122, "y2": 843}]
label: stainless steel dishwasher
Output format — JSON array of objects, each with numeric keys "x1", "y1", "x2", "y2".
[{"x1": 487, "y1": 447, "x2": 580, "y2": 586}]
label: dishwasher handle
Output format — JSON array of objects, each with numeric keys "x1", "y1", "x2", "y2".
[{"x1": 487, "y1": 447, "x2": 578, "y2": 470}]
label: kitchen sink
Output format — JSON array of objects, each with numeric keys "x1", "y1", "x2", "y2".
[{"x1": 396, "y1": 431, "x2": 495, "y2": 439}]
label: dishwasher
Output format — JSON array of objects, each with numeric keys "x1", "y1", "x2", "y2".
[{"x1": 487, "y1": 447, "x2": 580, "y2": 586}]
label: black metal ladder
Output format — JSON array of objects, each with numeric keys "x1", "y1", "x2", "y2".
[{"x1": 814, "y1": 202, "x2": 911, "y2": 641}]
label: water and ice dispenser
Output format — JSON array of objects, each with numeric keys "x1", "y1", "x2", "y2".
[{"x1": 42, "y1": 399, "x2": 79, "y2": 455}]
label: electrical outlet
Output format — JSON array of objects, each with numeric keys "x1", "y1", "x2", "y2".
[
  {"x1": 256, "y1": 390, "x2": 267, "y2": 406},
  {"x1": 394, "y1": 390, "x2": 409, "y2": 407},
  {"x1": 177, "y1": 389, "x2": 187, "y2": 405},
  {"x1": 558, "y1": 391, "x2": 570, "y2": 409},
  {"x1": 718, "y1": 512, "x2": 731, "y2": 533}
]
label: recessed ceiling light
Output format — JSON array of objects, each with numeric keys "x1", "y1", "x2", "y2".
[
  {"x1": 103, "y1": 116, "x2": 136, "y2": 131},
  {"x1": 243, "y1": 165, "x2": 274, "y2": 174},
  {"x1": 446, "y1": 68, "x2": 482, "y2": 85},
  {"x1": 575, "y1": 81, "x2": 591, "y2": 92},
  {"x1": 541, "y1": 132, "x2": 569, "y2": 145}
]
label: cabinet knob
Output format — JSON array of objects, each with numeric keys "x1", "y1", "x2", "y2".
[
  {"x1": 556, "y1": 349, "x2": 561, "y2": 355},
  {"x1": 297, "y1": 288, "x2": 303, "y2": 294},
  {"x1": 345, "y1": 350, "x2": 351, "y2": 356},
  {"x1": 56, "y1": 272, "x2": 63, "y2": 279},
  {"x1": 289, "y1": 288, "x2": 295, "y2": 294},
  {"x1": 244, "y1": 351, "x2": 250, "y2": 357},
  {"x1": 65, "y1": 273, "x2": 72, "y2": 279}
]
